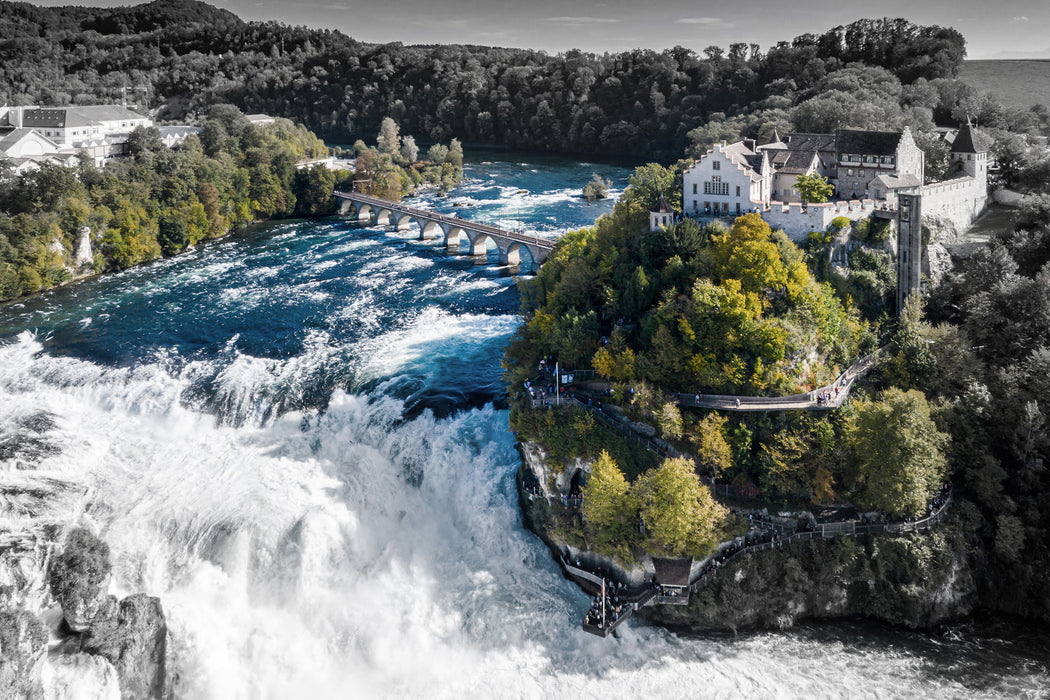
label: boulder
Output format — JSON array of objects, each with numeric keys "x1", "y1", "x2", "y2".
[{"x1": 81, "y1": 594, "x2": 168, "y2": 700}]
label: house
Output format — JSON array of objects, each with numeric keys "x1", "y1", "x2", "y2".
[
  {"x1": 834, "y1": 127, "x2": 924, "y2": 200},
  {"x1": 0, "y1": 105, "x2": 152, "y2": 166},
  {"x1": 0, "y1": 128, "x2": 79, "y2": 175},
  {"x1": 649, "y1": 196, "x2": 677, "y2": 231},
  {"x1": 759, "y1": 131, "x2": 836, "y2": 201},
  {"x1": 682, "y1": 140, "x2": 772, "y2": 217},
  {"x1": 683, "y1": 123, "x2": 987, "y2": 240}
]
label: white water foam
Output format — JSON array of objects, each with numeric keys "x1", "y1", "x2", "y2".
[{"x1": 2, "y1": 332, "x2": 1046, "y2": 699}]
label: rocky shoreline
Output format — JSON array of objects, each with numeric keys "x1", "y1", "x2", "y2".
[{"x1": 0, "y1": 527, "x2": 169, "y2": 700}]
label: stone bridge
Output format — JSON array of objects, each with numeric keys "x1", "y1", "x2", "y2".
[{"x1": 333, "y1": 190, "x2": 554, "y2": 267}]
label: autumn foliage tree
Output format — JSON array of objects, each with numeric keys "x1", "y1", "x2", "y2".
[{"x1": 634, "y1": 457, "x2": 726, "y2": 557}]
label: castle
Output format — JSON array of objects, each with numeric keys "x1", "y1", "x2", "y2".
[{"x1": 679, "y1": 123, "x2": 988, "y2": 241}]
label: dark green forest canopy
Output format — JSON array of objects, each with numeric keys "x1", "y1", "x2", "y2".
[{"x1": 1, "y1": 2, "x2": 986, "y2": 158}]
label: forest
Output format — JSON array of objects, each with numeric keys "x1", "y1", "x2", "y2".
[
  {"x1": 5, "y1": 0, "x2": 1049, "y2": 167},
  {"x1": 0, "y1": 105, "x2": 335, "y2": 299}
]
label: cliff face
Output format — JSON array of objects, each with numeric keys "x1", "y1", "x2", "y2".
[
  {"x1": 0, "y1": 526, "x2": 170, "y2": 700},
  {"x1": 519, "y1": 440, "x2": 979, "y2": 633},
  {"x1": 641, "y1": 517, "x2": 977, "y2": 633}
]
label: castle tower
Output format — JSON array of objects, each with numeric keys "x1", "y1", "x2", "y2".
[
  {"x1": 949, "y1": 122, "x2": 988, "y2": 185},
  {"x1": 896, "y1": 193, "x2": 923, "y2": 314}
]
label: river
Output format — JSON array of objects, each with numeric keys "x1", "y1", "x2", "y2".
[{"x1": 1, "y1": 152, "x2": 1047, "y2": 699}]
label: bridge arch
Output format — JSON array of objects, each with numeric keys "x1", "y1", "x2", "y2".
[
  {"x1": 503, "y1": 241, "x2": 537, "y2": 271},
  {"x1": 466, "y1": 232, "x2": 498, "y2": 257},
  {"x1": 445, "y1": 226, "x2": 469, "y2": 252},
  {"x1": 374, "y1": 208, "x2": 394, "y2": 226}
]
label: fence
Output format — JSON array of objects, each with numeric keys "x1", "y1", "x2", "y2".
[{"x1": 688, "y1": 490, "x2": 953, "y2": 593}]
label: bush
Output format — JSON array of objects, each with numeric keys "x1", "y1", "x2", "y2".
[{"x1": 48, "y1": 527, "x2": 111, "y2": 606}]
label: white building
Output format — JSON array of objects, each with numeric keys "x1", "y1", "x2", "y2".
[
  {"x1": 682, "y1": 140, "x2": 771, "y2": 217},
  {"x1": 0, "y1": 128, "x2": 79, "y2": 175},
  {"x1": 0, "y1": 105, "x2": 153, "y2": 167}
]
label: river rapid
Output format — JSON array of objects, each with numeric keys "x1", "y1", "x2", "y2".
[{"x1": 1, "y1": 152, "x2": 1048, "y2": 699}]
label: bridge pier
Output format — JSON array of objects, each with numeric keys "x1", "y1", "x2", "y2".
[{"x1": 333, "y1": 190, "x2": 553, "y2": 267}]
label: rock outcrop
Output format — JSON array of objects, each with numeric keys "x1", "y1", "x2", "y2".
[{"x1": 80, "y1": 595, "x2": 168, "y2": 700}]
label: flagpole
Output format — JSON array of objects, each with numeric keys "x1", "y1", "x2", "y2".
[
  {"x1": 556, "y1": 361, "x2": 560, "y2": 406},
  {"x1": 601, "y1": 577, "x2": 605, "y2": 628}
]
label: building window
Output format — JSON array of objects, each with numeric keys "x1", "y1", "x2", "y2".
[
  {"x1": 713, "y1": 160, "x2": 720, "y2": 170},
  {"x1": 704, "y1": 177, "x2": 728, "y2": 196},
  {"x1": 858, "y1": 170, "x2": 865, "y2": 177},
  {"x1": 736, "y1": 185, "x2": 740, "y2": 196},
  {"x1": 847, "y1": 169, "x2": 853, "y2": 176},
  {"x1": 735, "y1": 203, "x2": 741, "y2": 215},
  {"x1": 693, "y1": 183, "x2": 697, "y2": 194}
]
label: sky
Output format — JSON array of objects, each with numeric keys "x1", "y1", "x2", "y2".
[{"x1": 31, "y1": 0, "x2": 1050, "y2": 59}]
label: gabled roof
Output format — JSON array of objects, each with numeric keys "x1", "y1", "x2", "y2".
[
  {"x1": 782, "y1": 132, "x2": 836, "y2": 154},
  {"x1": 720, "y1": 141, "x2": 764, "y2": 182},
  {"x1": 950, "y1": 123, "x2": 986, "y2": 154},
  {"x1": 770, "y1": 149, "x2": 819, "y2": 174},
  {"x1": 836, "y1": 129, "x2": 902, "y2": 156},
  {"x1": 873, "y1": 173, "x2": 921, "y2": 189},
  {"x1": 0, "y1": 127, "x2": 63, "y2": 154}
]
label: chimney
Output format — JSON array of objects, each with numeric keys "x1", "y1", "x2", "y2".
[{"x1": 744, "y1": 138, "x2": 757, "y2": 152}]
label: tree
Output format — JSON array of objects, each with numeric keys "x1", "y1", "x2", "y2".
[
  {"x1": 427, "y1": 144, "x2": 449, "y2": 164},
  {"x1": 446, "y1": 138, "x2": 464, "y2": 168},
  {"x1": 851, "y1": 388, "x2": 950, "y2": 518},
  {"x1": 582, "y1": 173, "x2": 611, "y2": 201},
  {"x1": 581, "y1": 451, "x2": 636, "y2": 554},
  {"x1": 692, "y1": 413, "x2": 732, "y2": 476},
  {"x1": 377, "y1": 117, "x2": 400, "y2": 156},
  {"x1": 157, "y1": 209, "x2": 189, "y2": 256},
  {"x1": 400, "y1": 135, "x2": 419, "y2": 162},
  {"x1": 794, "y1": 172, "x2": 834, "y2": 206},
  {"x1": 48, "y1": 527, "x2": 111, "y2": 616},
  {"x1": 634, "y1": 457, "x2": 726, "y2": 556},
  {"x1": 658, "y1": 402, "x2": 683, "y2": 440}
]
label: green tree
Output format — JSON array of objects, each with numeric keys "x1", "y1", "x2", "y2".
[
  {"x1": 634, "y1": 457, "x2": 726, "y2": 556},
  {"x1": 794, "y1": 172, "x2": 835, "y2": 206},
  {"x1": 692, "y1": 413, "x2": 733, "y2": 476},
  {"x1": 851, "y1": 388, "x2": 949, "y2": 518},
  {"x1": 582, "y1": 173, "x2": 611, "y2": 201},
  {"x1": 377, "y1": 117, "x2": 401, "y2": 156},
  {"x1": 157, "y1": 209, "x2": 189, "y2": 256},
  {"x1": 581, "y1": 451, "x2": 636, "y2": 555}
]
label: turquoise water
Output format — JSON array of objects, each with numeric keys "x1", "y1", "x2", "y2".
[{"x1": 0, "y1": 152, "x2": 1047, "y2": 699}]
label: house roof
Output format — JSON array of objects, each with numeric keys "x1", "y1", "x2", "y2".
[
  {"x1": 721, "y1": 141, "x2": 765, "y2": 182},
  {"x1": 836, "y1": 129, "x2": 903, "y2": 156},
  {"x1": 0, "y1": 127, "x2": 62, "y2": 154},
  {"x1": 770, "y1": 149, "x2": 819, "y2": 174},
  {"x1": 782, "y1": 132, "x2": 837, "y2": 154},
  {"x1": 873, "y1": 173, "x2": 921, "y2": 189},
  {"x1": 21, "y1": 105, "x2": 148, "y2": 129},
  {"x1": 653, "y1": 196, "x2": 675, "y2": 213},
  {"x1": 652, "y1": 557, "x2": 693, "y2": 587},
  {"x1": 950, "y1": 123, "x2": 986, "y2": 154}
]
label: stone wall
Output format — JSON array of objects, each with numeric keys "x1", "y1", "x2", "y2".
[
  {"x1": 920, "y1": 176, "x2": 987, "y2": 231},
  {"x1": 763, "y1": 199, "x2": 882, "y2": 241}
]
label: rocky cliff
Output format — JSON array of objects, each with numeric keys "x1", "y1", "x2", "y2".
[
  {"x1": 518, "y1": 440, "x2": 980, "y2": 633},
  {"x1": 0, "y1": 526, "x2": 170, "y2": 699}
]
